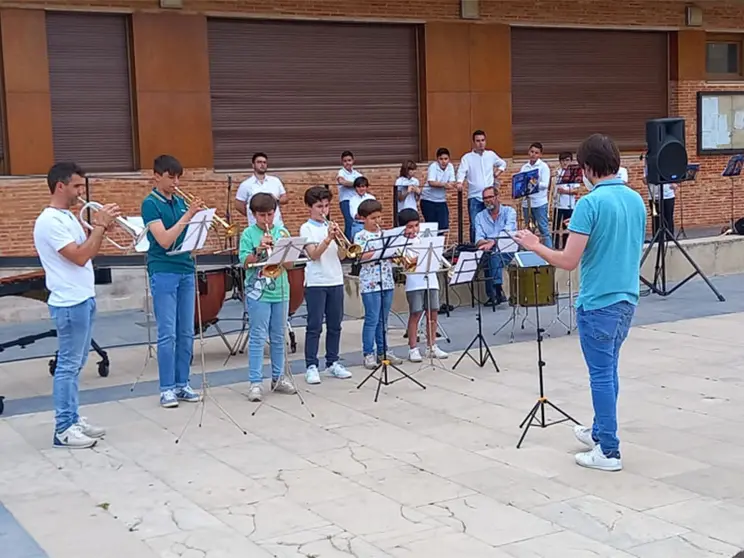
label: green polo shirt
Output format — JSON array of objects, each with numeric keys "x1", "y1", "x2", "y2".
[
  {"x1": 141, "y1": 189, "x2": 195, "y2": 276},
  {"x1": 239, "y1": 224, "x2": 290, "y2": 303}
]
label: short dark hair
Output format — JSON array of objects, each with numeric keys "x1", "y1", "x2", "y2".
[
  {"x1": 398, "y1": 208, "x2": 420, "y2": 226},
  {"x1": 153, "y1": 154, "x2": 183, "y2": 177},
  {"x1": 399, "y1": 160, "x2": 417, "y2": 178},
  {"x1": 341, "y1": 150, "x2": 354, "y2": 160},
  {"x1": 558, "y1": 151, "x2": 573, "y2": 161},
  {"x1": 577, "y1": 134, "x2": 621, "y2": 178},
  {"x1": 249, "y1": 192, "x2": 277, "y2": 213},
  {"x1": 304, "y1": 185, "x2": 332, "y2": 206},
  {"x1": 435, "y1": 147, "x2": 450, "y2": 158},
  {"x1": 472, "y1": 129, "x2": 486, "y2": 140},
  {"x1": 47, "y1": 162, "x2": 85, "y2": 194},
  {"x1": 482, "y1": 186, "x2": 498, "y2": 199},
  {"x1": 529, "y1": 142, "x2": 543, "y2": 152},
  {"x1": 358, "y1": 199, "x2": 382, "y2": 217},
  {"x1": 252, "y1": 152, "x2": 268, "y2": 164},
  {"x1": 353, "y1": 176, "x2": 369, "y2": 189}
]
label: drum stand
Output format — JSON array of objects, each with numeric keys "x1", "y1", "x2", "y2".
[
  {"x1": 492, "y1": 265, "x2": 537, "y2": 342},
  {"x1": 545, "y1": 269, "x2": 576, "y2": 336},
  {"x1": 131, "y1": 258, "x2": 156, "y2": 392}
]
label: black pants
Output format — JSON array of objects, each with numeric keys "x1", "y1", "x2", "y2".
[
  {"x1": 552, "y1": 208, "x2": 573, "y2": 250},
  {"x1": 649, "y1": 198, "x2": 675, "y2": 240}
]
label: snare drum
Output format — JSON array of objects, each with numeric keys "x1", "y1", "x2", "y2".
[{"x1": 507, "y1": 265, "x2": 556, "y2": 307}]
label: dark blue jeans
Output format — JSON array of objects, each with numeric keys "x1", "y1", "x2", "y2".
[
  {"x1": 577, "y1": 301, "x2": 635, "y2": 457},
  {"x1": 468, "y1": 197, "x2": 486, "y2": 243},
  {"x1": 340, "y1": 200, "x2": 353, "y2": 243},
  {"x1": 305, "y1": 285, "x2": 344, "y2": 368},
  {"x1": 421, "y1": 200, "x2": 449, "y2": 234},
  {"x1": 485, "y1": 252, "x2": 514, "y2": 300}
]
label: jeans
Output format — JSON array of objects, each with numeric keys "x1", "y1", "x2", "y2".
[
  {"x1": 151, "y1": 272, "x2": 195, "y2": 392},
  {"x1": 420, "y1": 200, "x2": 449, "y2": 234},
  {"x1": 340, "y1": 200, "x2": 353, "y2": 242},
  {"x1": 468, "y1": 198, "x2": 486, "y2": 243},
  {"x1": 49, "y1": 297, "x2": 95, "y2": 433},
  {"x1": 361, "y1": 289, "x2": 394, "y2": 356},
  {"x1": 522, "y1": 205, "x2": 553, "y2": 248},
  {"x1": 577, "y1": 301, "x2": 635, "y2": 457},
  {"x1": 350, "y1": 220, "x2": 364, "y2": 242},
  {"x1": 246, "y1": 298, "x2": 287, "y2": 383},
  {"x1": 305, "y1": 285, "x2": 344, "y2": 368},
  {"x1": 485, "y1": 252, "x2": 514, "y2": 300}
]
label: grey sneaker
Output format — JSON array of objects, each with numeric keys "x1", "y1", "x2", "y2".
[
  {"x1": 247, "y1": 383, "x2": 263, "y2": 402},
  {"x1": 379, "y1": 352, "x2": 403, "y2": 365},
  {"x1": 363, "y1": 354, "x2": 377, "y2": 370},
  {"x1": 271, "y1": 376, "x2": 297, "y2": 394}
]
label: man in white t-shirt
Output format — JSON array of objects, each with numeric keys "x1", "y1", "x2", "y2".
[
  {"x1": 33, "y1": 162, "x2": 119, "y2": 449},
  {"x1": 520, "y1": 142, "x2": 553, "y2": 248},
  {"x1": 336, "y1": 150, "x2": 362, "y2": 241},
  {"x1": 299, "y1": 186, "x2": 353, "y2": 385},
  {"x1": 235, "y1": 152, "x2": 288, "y2": 227}
]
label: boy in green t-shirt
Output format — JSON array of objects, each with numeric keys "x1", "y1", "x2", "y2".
[{"x1": 239, "y1": 193, "x2": 297, "y2": 402}]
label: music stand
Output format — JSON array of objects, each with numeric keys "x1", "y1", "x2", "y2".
[
  {"x1": 676, "y1": 163, "x2": 699, "y2": 240},
  {"x1": 722, "y1": 155, "x2": 744, "y2": 234},
  {"x1": 451, "y1": 250, "x2": 499, "y2": 372},
  {"x1": 414, "y1": 225, "x2": 451, "y2": 343},
  {"x1": 515, "y1": 250, "x2": 579, "y2": 449},
  {"x1": 170, "y1": 208, "x2": 248, "y2": 443},
  {"x1": 131, "y1": 253, "x2": 157, "y2": 392},
  {"x1": 356, "y1": 228, "x2": 426, "y2": 402},
  {"x1": 491, "y1": 234, "x2": 535, "y2": 341}
]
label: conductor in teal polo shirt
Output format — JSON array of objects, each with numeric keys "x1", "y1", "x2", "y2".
[
  {"x1": 141, "y1": 155, "x2": 203, "y2": 408},
  {"x1": 513, "y1": 134, "x2": 646, "y2": 473}
]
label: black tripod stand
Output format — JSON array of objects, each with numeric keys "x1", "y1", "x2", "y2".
[
  {"x1": 357, "y1": 231, "x2": 426, "y2": 402},
  {"x1": 516, "y1": 254, "x2": 579, "y2": 449},
  {"x1": 452, "y1": 250, "x2": 499, "y2": 371},
  {"x1": 640, "y1": 189, "x2": 725, "y2": 301}
]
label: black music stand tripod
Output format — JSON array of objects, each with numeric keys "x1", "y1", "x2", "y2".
[
  {"x1": 452, "y1": 250, "x2": 500, "y2": 372},
  {"x1": 356, "y1": 230, "x2": 426, "y2": 402},
  {"x1": 515, "y1": 251, "x2": 579, "y2": 449},
  {"x1": 722, "y1": 154, "x2": 744, "y2": 234}
]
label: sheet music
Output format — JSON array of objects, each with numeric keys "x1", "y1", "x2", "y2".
[
  {"x1": 497, "y1": 234, "x2": 518, "y2": 254},
  {"x1": 449, "y1": 250, "x2": 482, "y2": 286},
  {"x1": 419, "y1": 222, "x2": 439, "y2": 236},
  {"x1": 411, "y1": 235, "x2": 445, "y2": 273},
  {"x1": 126, "y1": 216, "x2": 149, "y2": 253},
  {"x1": 168, "y1": 208, "x2": 215, "y2": 254},
  {"x1": 265, "y1": 236, "x2": 307, "y2": 264}
]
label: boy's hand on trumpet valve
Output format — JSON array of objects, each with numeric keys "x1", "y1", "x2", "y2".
[{"x1": 186, "y1": 198, "x2": 204, "y2": 219}]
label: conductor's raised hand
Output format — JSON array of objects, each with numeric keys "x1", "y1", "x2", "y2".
[{"x1": 513, "y1": 229, "x2": 541, "y2": 251}]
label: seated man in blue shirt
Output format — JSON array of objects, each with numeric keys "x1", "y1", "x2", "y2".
[
  {"x1": 474, "y1": 186, "x2": 517, "y2": 306},
  {"x1": 513, "y1": 133, "x2": 646, "y2": 473}
]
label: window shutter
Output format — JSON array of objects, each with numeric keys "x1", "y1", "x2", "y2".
[
  {"x1": 46, "y1": 12, "x2": 135, "y2": 172},
  {"x1": 208, "y1": 18, "x2": 420, "y2": 169}
]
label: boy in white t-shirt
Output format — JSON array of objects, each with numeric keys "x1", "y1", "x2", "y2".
[
  {"x1": 553, "y1": 151, "x2": 580, "y2": 249},
  {"x1": 336, "y1": 150, "x2": 362, "y2": 241},
  {"x1": 398, "y1": 208, "x2": 448, "y2": 362},
  {"x1": 396, "y1": 160, "x2": 421, "y2": 214},
  {"x1": 299, "y1": 187, "x2": 353, "y2": 385},
  {"x1": 349, "y1": 176, "x2": 375, "y2": 240}
]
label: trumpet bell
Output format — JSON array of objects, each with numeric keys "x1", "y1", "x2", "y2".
[
  {"x1": 261, "y1": 264, "x2": 283, "y2": 279},
  {"x1": 346, "y1": 243, "x2": 363, "y2": 259}
]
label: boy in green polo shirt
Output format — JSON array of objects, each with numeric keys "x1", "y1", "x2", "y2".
[
  {"x1": 141, "y1": 155, "x2": 202, "y2": 409},
  {"x1": 239, "y1": 192, "x2": 297, "y2": 402}
]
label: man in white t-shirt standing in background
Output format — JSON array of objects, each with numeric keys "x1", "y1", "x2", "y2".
[
  {"x1": 235, "y1": 152, "x2": 288, "y2": 227},
  {"x1": 520, "y1": 142, "x2": 553, "y2": 248},
  {"x1": 456, "y1": 129, "x2": 507, "y2": 243},
  {"x1": 33, "y1": 162, "x2": 119, "y2": 449}
]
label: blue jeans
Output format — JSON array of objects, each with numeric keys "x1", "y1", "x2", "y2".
[
  {"x1": 420, "y1": 200, "x2": 449, "y2": 234},
  {"x1": 246, "y1": 298, "x2": 287, "y2": 383},
  {"x1": 361, "y1": 289, "x2": 394, "y2": 356},
  {"x1": 577, "y1": 301, "x2": 635, "y2": 457},
  {"x1": 49, "y1": 297, "x2": 95, "y2": 433},
  {"x1": 468, "y1": 198, "x2": 486, "y2": 243},
  {"x1": 340, "y1": 200, "x2": 353, "y2": 242},
  {"x1": 150, "y1": 272, "x2": 195, "y2": 392},
  {"x1": 350, "y1": 220, "x2": 364, "y2": 242},
  {"x1": 522, "y1": 205, "x2": 553, "y2": 248},
  {"x1": 305, "y1": 285, "x2": 344, "y2": 368},
  {"x1": 485, "y1": 252, "x2": 514, "y2": 299}
]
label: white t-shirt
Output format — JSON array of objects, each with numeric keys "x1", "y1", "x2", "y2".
[
  {"x1": 617, "y1": 167, "x2": 629, "y2": 183},
  {"x1": 456, "y1": 150, "x2": 508, "y2": 200},
  {"x1": 643, "y1": 165, "x2": 676, "y2": 200},
  {"x1": 299, "y1": 219, "x2": 344, "y2": 287},
  {"x1": 349, "y1": 193, "x2": 375, "y2": 221},
  {"x1": 405, "y1": 235, "x2": 439, "y2": 292},
  {"x1": 337, "y1": 167, "x2": 362, "y2": 203},
  {"x1": 33, "y1": 207, "x2": 95, "y2": 307},
  {"x1": 236, "y1": 175, "x2": 286, "y2": 227},
  {"x1": 520, "y1": 159, "x2": 551, "y2": 208},
  {"x1": 396, "y1": 177, "x2": 419, "y2": 213},
  {"x1": 423, "y1": 161, "x2": 454, "y2": 203},
  {"x1": 554, "y1": 168, "x2": 579, "y2": 210}
]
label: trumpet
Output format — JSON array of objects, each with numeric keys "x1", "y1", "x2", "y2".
[
  {"x1": 323, "y1": 215, "x2": 363, "y2": 259},
  {"x1": 259, "y1": 223, "x2": 289, "y2": 279},
  {"x1": 392, "y1": 247, "x2": 418, "y2": 272},
  {"x1": 78, "y1": 197, "x2": 148, "y2": 252},
  {"x1": 174, "y1": 186, "x2": 238, "y2": 236}
]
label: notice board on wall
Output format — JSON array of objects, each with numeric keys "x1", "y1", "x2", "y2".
[{"x1": 697, "y1": 91, "x2": 744, "y2": 155}]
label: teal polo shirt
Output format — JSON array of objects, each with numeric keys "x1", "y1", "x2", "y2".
[
  {"x1": 141, "y1": 189, "x2": 195, "y2": 276},
  {"x1": 568, "y1": 178, "x2": 646, "y2": 311}
]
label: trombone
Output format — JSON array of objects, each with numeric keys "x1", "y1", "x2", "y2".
[
  {"x1": 78, "y1": 197, "x2": 149, "y2": 252},
  {"x1": 174, "y1": 186, "x2": 238, "y2": 236},
  {"x1": 323, "y1": 215, "x2": 363, "y2": 259}
]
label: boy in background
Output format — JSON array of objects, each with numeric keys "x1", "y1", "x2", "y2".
[
  {"x1": 553, "y1": 151, "x2": 580, "y2": 250},
  {"x1": 349, "y1": 176, "x2": 375, "y2": 240},
  {"x1": 421, "y1": 147, "x2": 455, "y2": 234},
  {"x1": 336, "y1": 150, "x2": 362, "y2": 241}
]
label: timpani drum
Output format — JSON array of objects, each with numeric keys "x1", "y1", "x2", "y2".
[
  {"x1": 287, "y1": 266, "x2": 305, "y2": 316},
  {"x1": 195, "y1": 267, "x2": 229, "y2": 331},
  {"x1": 507, "y1": 265, "x2": 556, "y2": 307}
]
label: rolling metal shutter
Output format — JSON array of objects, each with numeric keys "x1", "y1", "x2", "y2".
[
  {"x1": 208, "y1": 18, "x2": 420, "y2": 169},
  {"x1": 46, "y1": 12, "x2": 135, "y2": 172},
  {"x1": 512, "y1": 28, "x2": 669, "y2": 154}
]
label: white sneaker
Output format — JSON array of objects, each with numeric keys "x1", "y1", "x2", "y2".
[
  {"x1": 247, "y1": 383, "x2": 263, "y2": 402},
  {"x1": 76, "y1": 417, "x2": 106, "y2": 439},
  {"x1": 326, "y1": 362, "x2": 352, "y2": 379},
  {"x1": 426, "y1": 345, "x2": 449, "y2": 359},
  {"x1": 574, "y1": 425, "x2": 597, "y2": 449},
  {"x1": 53, "y1": 424, "x2": 97, "y2": 449},
  {"x1": 408, "y1": 347, "x2": 423, "y2": 362},
  {"x1": 575, "y1": 444, "x2": 622, "y2": 472},
  {"x1": 305, "y1": 365, "x2": 321, "y2": 385},
  {"x1": 364, "y1": 354, "x2": 377, "y2": 370}
]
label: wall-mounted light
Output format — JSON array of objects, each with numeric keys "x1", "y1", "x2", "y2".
[
  {"x1": 461, "y1": 0, "x2": 479, "y2": 20},
  {"x1": 160, "y1": 0, "x2": 183, "y2": 8},
  {"x1": 686, "y1": 5, "x2": 703, "y2": 27}
]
